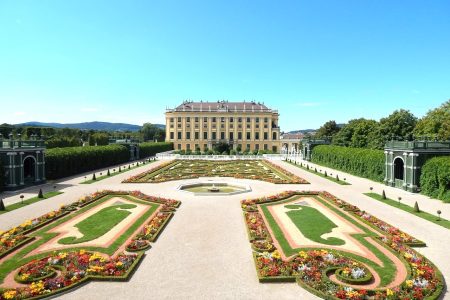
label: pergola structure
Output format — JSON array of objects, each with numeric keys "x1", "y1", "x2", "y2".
[
  {"x1": 384, "y1": 140, "x2": 450, "y2": 192},
  {"x1": 280, "y1": 133, "x2": 303, "y2": 154},
  {"x1": 301, "y1": 138, "x2": 331, "y2": 161},
  {"x1": 109, "y1": 138, "x2": 140, "y2": 160},
  {"x1": 0, "y1": 135, "x2": 46, "y2": 190}
]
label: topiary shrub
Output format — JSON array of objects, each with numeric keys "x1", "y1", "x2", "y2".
[
  {"x1": 38, "y1": 189, "x2": 44, "y2": 198},
  {"x1": 420, "y1": 156, "x2": 450, "y2": 202},
  {"x1": 414, "y1": 201, "x2": 420, "y2": 213},
  {"x1": 0, "y1": 198, "x2": 5, "y2": 211},
  {"x1": 92, "y1": 173, "x2": 97, "y2": 181},
  {"x1": 107, "y1": 169, "x2": 111, "y2": 176},
  {"x1": 382, "y1": 190, "x2": 386, "y2": 200}
]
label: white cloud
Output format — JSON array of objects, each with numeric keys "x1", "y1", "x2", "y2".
[{"x1": 14, "y1": 111, "x2": 26, "y2": 116}]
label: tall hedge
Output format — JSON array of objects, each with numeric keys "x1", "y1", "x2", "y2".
[
  {"x1": 139, "y1": 142, "x2": 173, "y2": 158},
  {"x1": 45, "y1": 145, "x2": 129, "y2": 180},
  {"x1": 311, "y1": 145, "x2": 385, "y2": 182},
  {"x1": 0, "y1": 160, "x2": 4, "y2": 192},
  {"x1": 420, "y1": 156, "x2": 450, "y2": 202}
]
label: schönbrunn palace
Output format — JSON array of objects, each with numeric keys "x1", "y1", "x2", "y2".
[{"x1": 165, "y1": 100, "x2": 281, "y2": 152}]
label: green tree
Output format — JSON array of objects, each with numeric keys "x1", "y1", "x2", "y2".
[
  {"x1": 414, "y1": 100, "x2": 450, "y2": 140},
  {"x1": 315, "y1": 120, "x2": 340, "y2": 138},
  {"x1": 351, "y1": 119, "x2": 378, "y2": 148},
  {"x1": 368, "y1": 109, "x2": 417, "y2": 149},
  {"x1": 140, "y1": 123, "x2": 165, "y2": 141},
  {"x1": 332, "y1": 118, "x2": 378, "y2": 147}
]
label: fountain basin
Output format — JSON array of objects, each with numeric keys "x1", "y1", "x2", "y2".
[{"x1": 177, "y1": 181, "x2": 251, "y2": 196}]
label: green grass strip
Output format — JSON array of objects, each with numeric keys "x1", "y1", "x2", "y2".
[
  {"x1": 364, "y1": 192, "x2": 450, "y2": 230},
  {"x1": 0, "y1": 191, "x2": 63, "y2": 215},
  {"x1": 285, "y1": 205, "x2": 345, "y2": 245},
  {"x1": 58, "y1": 204, "x2": 137, "y2": 244},
  {"x1": 286, "y1": 160, "x2": 351, "y2": 185},
  {"x1": 81, "y1": 161, "x2": 155, "y2": 184}
]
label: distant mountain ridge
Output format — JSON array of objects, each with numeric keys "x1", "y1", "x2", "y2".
[{"x1": 15, "y1": 121, "x2": 165, "y2": 132}]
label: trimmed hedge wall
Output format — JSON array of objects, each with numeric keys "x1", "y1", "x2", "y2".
[
  {"x1": 45, "y1": 145, "x2": 129, "y2": 180},
  {"x1": 0, "y1": 160, "x2": 4, "y2": 192},
  {"x1": 420, "y1": 156, "x2": 450, "y2": 202},
  {"x1": 311, "y1": 145, "x2": 385, "y2": 182},
  {"x1": 139, "y1": 142, "x2": 173, "y2": 158}
]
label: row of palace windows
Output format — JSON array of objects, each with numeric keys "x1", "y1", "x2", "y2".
[
  {"x1": 170, "y1": 132, "x2": 277, "y2": 140},
  {"x1": 170, "y1": 117, "x2": 272, "y2": 123},
  {"x1": 172, "y1": 123, "x2": 271, "y2": 129},
  {"x1": 178, "y1": 143, "x2": 277, "y2": 151}
]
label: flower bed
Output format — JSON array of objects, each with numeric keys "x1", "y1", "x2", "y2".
[
  {"x1": 126, "y1": 239, "x2": 151, "y2": 252},
  {"x1": 0, "y1": 191, "x2": 180, "y2": 300},
  {"x1": 242, "y1": 191, "x2": 444, "y2": 300},
  {"x1": 1, "y1": 250, "x2": 142, "y2": 300},
  {"x1": 123, "y1": 160, "x2": 308, "y2": 184}
]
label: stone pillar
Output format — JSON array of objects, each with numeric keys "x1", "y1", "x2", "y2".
[
  {"x1": 389, "y1": 151, "x2": 394, "y2": 186},
  {"x1": 42, "y1": 150, "x2": 46, "y2": 181},
  {"x1": 19, "y1": 152, "x2": 24, "y2": 185},
  {"x1": 402, "y1": 152, "x2": 408, "y2": 190},
  {"x1": 384, "y1": 150, "x2": 388, "y2": 183},
  {"x1": 35, "y1": 151, "x2": 41, "y2": 181}
]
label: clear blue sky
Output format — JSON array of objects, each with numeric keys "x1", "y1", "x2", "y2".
[{"x1": 1, "y1": 0, "x2": 449, "y2": 131}]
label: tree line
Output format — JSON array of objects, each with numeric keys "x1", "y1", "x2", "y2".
[
  {"x1": 0, "y1": 122, "x2": 166, "y2": 149},
  {"x1": 313, "y1": 100, "x2": 449, "y2": 149}
]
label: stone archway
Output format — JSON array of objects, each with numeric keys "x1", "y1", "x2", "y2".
[
  {"x1": 23, "y1": 156, "x2": 36, "y2": 183},
  {"x1": 393, "y1": 157, "x2": 404, "y2": 181}
]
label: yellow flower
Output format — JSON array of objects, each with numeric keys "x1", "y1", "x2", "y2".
[
  {"x1": 298, "y1": 251, "x2": 308, "y2": 259},
  {"x1": 403, "y1": 252, "x2": 413, "y2": 259},
  {"x1": 386, "y1": 289, "x2": 394, "y2": 296},
  {"x1": 58, "y1": 252, "x2": 67, "y2": 259},
  {"x1": 21, "y1": 273, "x2": 30, "y2": 280},
  {"x1": 271, "y1": 250, "x2": 281, "y2": 260},
  {"x1": 405, "y1": 280, "x2": 413, "y2": 288},
  {"x1": 116, "y1": 261, "x2": 123, "y2": 267},
  {"x1": 30, "y1": 280, "x2": 45, "y2": 294},
  {"x1": 79, "y1": 249, "x2": 86, "y2": 255},
  {"x1": 3, "y1": 290, "x2": 17, "y2": 300}
]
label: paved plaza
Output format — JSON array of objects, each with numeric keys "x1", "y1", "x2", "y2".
[{"x1": 0, "y1": 159, "x2": 448, "y2": 300}]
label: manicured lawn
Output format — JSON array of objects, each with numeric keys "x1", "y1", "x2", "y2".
[
  {"x1": 285, "y1": 205, "x2": 345, "y2": 245},
  {"x1": 0, "y1": 191, "x2": 63, "y2": 215},
  {"x1": 59, "y1": 204, "x2": 137, "y2": 244},
  {"x1": 364, "y1": 192, "x2": 450, "y2": 230},
  {"x1": 286, "y1": 160, "x2": 351, "y2": 185},
  {"x1": 80, "y1": 160, "x2": 155, "y2": 184}
]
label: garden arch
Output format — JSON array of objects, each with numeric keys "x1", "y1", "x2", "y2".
[
  {"x1": 23, "y1": 155, "x2": 37, "y2": 183},
  {"x1": 393, "y1": 156, "x2": 404, "y2": 181}
]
